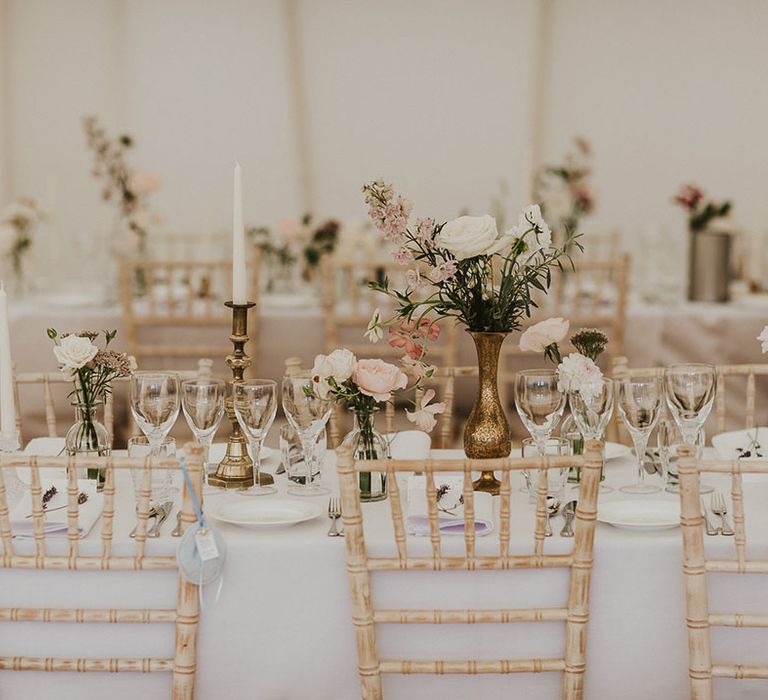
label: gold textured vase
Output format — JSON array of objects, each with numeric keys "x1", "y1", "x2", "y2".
[{"x1": 464, "y1": 331, "x2": 511, "y2": 495}]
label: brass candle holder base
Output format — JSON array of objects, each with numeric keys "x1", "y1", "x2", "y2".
[{"x1": 208, "y1": 300, "x2": 274, "y2": 490}]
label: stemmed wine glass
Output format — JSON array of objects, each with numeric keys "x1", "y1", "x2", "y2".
[
  {"x1": 181, "y1": 378, "x2": 226, "y2": 494},
  {"x1": 130, "y1": 372, "x2": 181, "y2": 456},
  {"x1": 233, "y1": 379, "x2": 278, "y2": 496},
  {"x1": 568, "y1": 378, "x2": 614, "y2": 441},
  {"x1": 617, "y1": 375, "x2": 663, "y2": 493},
  {"x1": 282, "y1": 371, "x2": 332, "y2": 497},
  {"x1": 664, "y1": 363, "x2": 716, "y2": 446},
  {"x1": 514, "y1": 370, "x2": 567, "y2": 454}
]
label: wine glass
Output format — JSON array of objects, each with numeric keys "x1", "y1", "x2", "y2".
[
  {"x1": 657, "y1": 418, "x2": 711, "y2": 494},
  {"x1": 282, "y1": 371, "x2": 332, "y2": 497},
  {"x1": 664, "y1": 363, "x2": 716, "y2": 445},
  {"x1": 181, "y1": 378, "x2": 226, "y2": 495},
  {"x1": 233, "y1": 379, "x2": 278, "y2": 496},
  {"x1": 130, "y1": 372, "x2": 180, "y2": 456},
  {"x1": 514, "y1": 370, "x2": 566, "y2": 454},
  {"x1": 568, "y1": 377, "x2": 614, "y2": 440},
  {"x1": 617, "y1": 375, "x2": 663, "y2": 493}
]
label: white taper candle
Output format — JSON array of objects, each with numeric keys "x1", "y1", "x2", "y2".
[
  {"x1": 0, "y1": 283, "x2": 16, "y2": 438},
  {"x1": 232, "y1": 161, "x2": 248, "y2": 304}
]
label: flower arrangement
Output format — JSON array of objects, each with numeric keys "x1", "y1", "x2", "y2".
[
  {"x1": 310, "y1": 348, "x2": 445, "y2": 433},
  {"x1": 47, "y1": 329, "x2": 136, "y2": 464},
  {"x1": 249, "y1": 215, "x2": 339, "y2": 290},
  {"x1": 361, "y1": 180, "x2": 578, "y2": 336},
  {"x1": 520, "y1": 318, "x2": 608, "y2": 396},
  {"x1": 674, "y1": 184, "x2": 731, "y2": 233},
  {"x1": 0, "y1": 198, "x2": 43, "y2": 282},
  {"x1": 534, "y1": 137, "x2": 595, "y2": 244},
  {"x1": 83, "y1": 116, "x2": 159, "y2": 254}
]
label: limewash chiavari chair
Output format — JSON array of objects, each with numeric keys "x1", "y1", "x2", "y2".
[
  {"x1": 336, "y1": 440, "x2": 604, "y2": 699},
  {"x1": 678, "y1": 445, "x2": 768, "y2": 697},
  {"x1": 0, "y1": 445, "x2": 204, "y2": 698},
  {"x1": 118, "y1": 249, "x2": 260, "y2": 371},
  {"x1": 13, "y1": 360, "x2": 214, "y2": 447},
  {"x1": 146, "y1": 231, "x2": 229, "y2": 262}
]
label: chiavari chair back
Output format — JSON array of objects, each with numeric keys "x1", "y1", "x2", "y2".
[
  {"x1": 146, "y1": 231, "x2": 230, "y2": 263},
  {"x1": 13, "y1": 360, "x2": 214, "y2": 447},
  {"x1": 118, "y1": 251, "x2": 260, "y2": 372},
  {"x1": 0, "y1": 445, "x2": 204, "y2": 698},
  {"x1": 678, "y1": 445, "x2": 768, "y2": 697},
  {"x1": 611, "y1": 357, "x2": 768, "y2": 442},
  {"x1": 336, "y1": 440, "x2": 604, "y2": 699}
]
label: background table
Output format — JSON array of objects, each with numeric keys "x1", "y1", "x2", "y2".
[{"x1": 2, "y1": 447, "x2": 765, "y2": 699}]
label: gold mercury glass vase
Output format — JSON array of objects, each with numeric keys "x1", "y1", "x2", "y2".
[{"x1": 464, "y1": 331, "x2": 511, "y2": 495}]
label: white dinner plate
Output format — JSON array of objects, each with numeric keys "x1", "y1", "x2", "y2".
[
  {"x1": 712, "y1": 428, "x2": 768, "y2": 482},
  {"x1": 598, "y1": 499, "x2": 680, "y2": 531},
  {"x1": 210, "y1": 498, "x2": 324, "y2": 529},
  {"x1": 605, "y1": 442, "x2": 631, "y2": 461}
]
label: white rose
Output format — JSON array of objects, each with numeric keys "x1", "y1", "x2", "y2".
[
  {"x1": 435, "y1": 215, "x2": 510, "y2": 260},
  {"x1": 557, "y1": 353, "x2": 603, "y2": 397},
  {"x1": 758, "y1": 325, "x2": 768, "y2": 354},
  {"x1": 519, "y1": 317, "x2": 570, "y2": 353},
  {"x1": 53, "y1": 335, "x2": 98, "y2": 370},
  {"x1": 311, "y1": 348, "x2": 357, "y2": 398}
]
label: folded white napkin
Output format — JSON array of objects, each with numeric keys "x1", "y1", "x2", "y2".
[
  {"x1": 23, "y1": 437, "x2": 67, "y2": 456},
  {"x1": 387, "y1": 431, "x2": 431, "y2": 460},
  {"x1": 406, "y1": 475, "x2": 494, "y2": 537},
  {"x1": 10, "y1": 478, "x2": 103, "y2": 539}
]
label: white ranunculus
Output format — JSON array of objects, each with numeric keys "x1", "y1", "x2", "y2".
[
  {"x1": 435, "y1": 215, "x2": 510, "y2": 260},
  {"x1": 53, "y1": 335, "x2": 98, "y2": 370},
  {"x1": 556, "y1": 352, "x2": 603, "y2": 398},
  {"x1": 311, "y1": 348, "x2": 357, "y2": 398},
  {"x1": 759, "y1": 326, "x2": 768, "y2": 354},
  {"x1": 519, "y1": 317, "x2": 570, "y2": 353}
]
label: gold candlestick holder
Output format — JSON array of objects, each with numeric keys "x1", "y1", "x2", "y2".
[{"x1": 208, "y1": 301, "x2": 273, "y2": 489}]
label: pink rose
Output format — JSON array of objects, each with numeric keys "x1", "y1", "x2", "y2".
[
  {"x1": 519, "y1": 317, "x2": 570, "y2": 353},
  {"x1": 353, "y1": 359, "x2": 408, "y2": 402}
]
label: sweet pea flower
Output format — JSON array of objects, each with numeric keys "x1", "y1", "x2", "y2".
[
  {"x1": 387, "y1": 319, "x2": 440, "y2": 360},
  {"x1": 406, "y1": 389, "x2": 446, "y2": 432},
  {"x1": 364, "y1": 309, "x2": 383, "y2": 343}
]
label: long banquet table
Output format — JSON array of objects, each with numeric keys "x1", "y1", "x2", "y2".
[{"x1": 2, "y1": 447, "x2": 767, "y2": 699}]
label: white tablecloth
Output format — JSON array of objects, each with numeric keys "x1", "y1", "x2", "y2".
[{"x1": 2, "y1": 448, "x2": 767, "y2": 699}]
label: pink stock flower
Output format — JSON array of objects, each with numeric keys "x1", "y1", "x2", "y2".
[
  {"x1": 362, "y1": 181, "x2": 412, "y2": 242},
  {"x1": 430, "y1": 260, "x2": 457, "y2": 283},
  {"x1": 400, "y1": 355, "x2": 436, "y2": 381},
  {"x1": 393, "y1": 248, "x2": 415, "y2": 265},
  {"x1": 406, "y1": 389, "x2": 446, "y2": 432},
  {"x1": 415, "y1": 217, "x2": 436, "y2": 244},
  {"x1": 352, "y1": 358, "x2": 408, "y2": 402}
]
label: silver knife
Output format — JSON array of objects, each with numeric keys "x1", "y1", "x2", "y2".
[{"x1": 148, "y1": 501, "x2": 174, "y2": 538}]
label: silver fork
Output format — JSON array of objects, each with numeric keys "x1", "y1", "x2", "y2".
[
  {"x1": 327, "y1": 497, "x2": 342, "y2": 537},
  {"x1": 710, "y1": 492, "x2": 734, "y2": 536}
]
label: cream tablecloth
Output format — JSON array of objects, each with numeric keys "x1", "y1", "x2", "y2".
[{"x1": 1, "y1": 448, "x2": 766, "y2": 699}]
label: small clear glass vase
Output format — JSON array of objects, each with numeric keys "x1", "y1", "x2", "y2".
[
  {"x1": 65, "y1": 401, "x2": 111, "y2": 489},
  {"x1": 341, "y1": 407, "x2": 389, "y2": 502},
  {"x1": 560, "y1": 413, "x2": 607, "y2": 487}
]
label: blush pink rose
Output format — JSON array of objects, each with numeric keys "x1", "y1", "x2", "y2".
[
  {"x1": 353, "y1": 359, "x2": 408, "y2": 402},
  {"x1": 519, "y1": 317, "x2": 570, "y2": 353}
]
